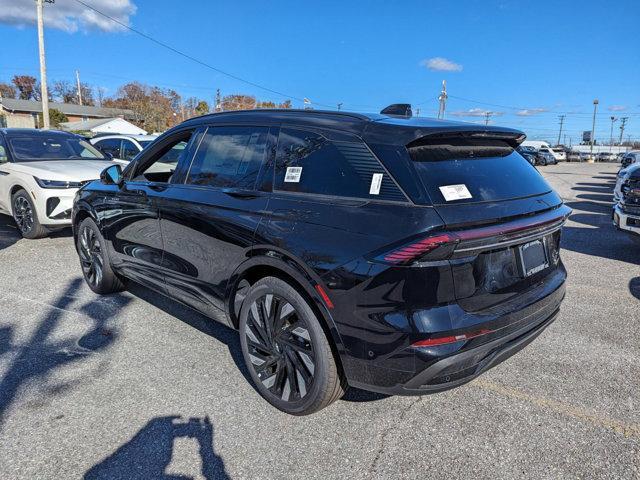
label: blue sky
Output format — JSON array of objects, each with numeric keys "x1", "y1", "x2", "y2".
[{"x1": 1, "y1": 0, "x2": 639, "y2": 144}]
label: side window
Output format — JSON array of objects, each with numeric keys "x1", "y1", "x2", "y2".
[
  {"x1": 186, "y1": 126, "x2": 268, "y2": 189},
  {"x1": 94, "y1": 138, "x2": 121, "y2": 159},
  {"x1": 121, "y1": 140, "x2": 140, "y2": 161},
  {"x1": 0, "y1": 136, "x2": 8, "y2": 164},
  {"x1": 132, "y1": 130, "x2": 197, "y2": 184},
  {"x1": 274, "y1": 128, "x2": 405, "y2": 201}
]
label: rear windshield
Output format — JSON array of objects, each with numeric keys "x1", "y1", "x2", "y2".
[{"x1": 407, "y1": 138, "x2": 552, "y2": 205}]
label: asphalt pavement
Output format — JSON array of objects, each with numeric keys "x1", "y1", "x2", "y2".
[{"x1": 0, "y1": 162, "x2": 638, "y2": 479}]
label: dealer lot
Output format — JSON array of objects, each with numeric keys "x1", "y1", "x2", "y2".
[{"x1": 0, "y1": 162, "x2": 638, "y2": 479}]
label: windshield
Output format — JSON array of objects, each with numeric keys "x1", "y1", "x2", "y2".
[
  {"x1": 8, "y1": 134, "x2": 106, "y2": 161},
  {"x1": 408, "y1": 138, "x2": 552, "y2": 205}
]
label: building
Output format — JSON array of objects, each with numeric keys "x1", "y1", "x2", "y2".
[
  {"x1": 60, "y1": 117, "x2": 147, "y2": 135},
  {"x1": 0, "y1": 98, "x2": 135, "y2": 129}
]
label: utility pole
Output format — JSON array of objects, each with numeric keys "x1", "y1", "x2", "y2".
[
  {"x1": 609, "y1": 116, "x2": 617, "y2": 153},
  {"x1": 619, "y1": 117, "x2": 628, "y2": 145},
  {"x1": 75, "y1": 70, "x2": 83, "y2": 106},
  {"x1": 215, "y1": 88, "x2": 221, "y2": 112},
  {"x1": 416, "y1": 108, "x2": 420, "y2": 117},
  {"x1": 36, "y1": 0, "x2": 53, "y2": 129},
  {"x1": 437, "y1": 80, "x2": 447, "y2": 119},
  {"x1": 556, "y1": 115, "x2": 565, "y2": 146},
  {"x1": 483, "y1": 111, "x2": 492, "y2": 125},
  {"x1": 337, "y1": 102, "x2": 343, "y2": 111},
  {"x1": 589, "y1": 99, "x2": 598, "y2": 162}
]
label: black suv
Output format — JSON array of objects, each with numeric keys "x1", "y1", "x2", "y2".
[{"x1": 72, "y1": 108, "x2": 569, "y2": 415}]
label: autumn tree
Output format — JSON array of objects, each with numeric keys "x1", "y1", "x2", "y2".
[
  {"x1": 256, "y1": 100, "x2": 276, "y2": 109},
  {"x1": 12, "y1": 75, "x2": 37, "y2": 100},
  {"x1": 278, "y1": 100, "x2": 292, "y2": 109},
  {"x1": 52, "y1": 80, "x2": 76, "y2": 103},
  {"x1": 221, "y1": 94, "x2": 256, "y2": 111},
  {"x1": 0, "y1": 82, "x2": 16, "y2": 99}
]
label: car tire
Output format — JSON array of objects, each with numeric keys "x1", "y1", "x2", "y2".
[
  {"x1": 12, "y1": 189, "x2": 48, "y2": 239},
  {"x1": 239, "y1": 277, "x2": 345, "y2": 415},
  {"x1": 77, "y1": 217, "x2": 125, "y2": 294}
]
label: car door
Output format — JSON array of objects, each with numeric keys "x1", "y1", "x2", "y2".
[
  {"x1": 101, "y1": 128, "x2": 200, "y2": 292},
  {"x1": 94, "y1": 138, "x2": 123, "y2": 160},
  {"x1": 0, "y1": 134, "x2": 11, "y2": 213},
  {"x1": 157, "y1": 125, "x2": 275, "y2": 324},
  {"x1": 121, "y1": 139, "x2": 141, "y2": 162}
]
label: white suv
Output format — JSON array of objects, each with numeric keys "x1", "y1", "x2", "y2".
[
  {"x1": 90, "y1": 134, "x2": 157, "y2": 163},
  {"x1": 0, "y1": 129, "x2": 113, "y2": 239}
]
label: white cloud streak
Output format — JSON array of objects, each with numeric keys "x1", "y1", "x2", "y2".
[
  {"x1": 420, "y1": 57, "x2": 463, "y2": 72},
  {"x1": 450, "y1": 108, "x2": 504, "y2": 117},
  {"x1": 0, "y1": 0, "x2": 136, "y2": 33},
  {"x1": 516, "y1": 108, "x2": 548, "y2": 116},
  {"x1": 608, "y1": 105, "x2": 627, "y2": 112}
]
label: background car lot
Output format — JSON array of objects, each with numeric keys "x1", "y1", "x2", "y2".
[{"x1": 0, "y1": 163, "x2": 638, "y2": 479}]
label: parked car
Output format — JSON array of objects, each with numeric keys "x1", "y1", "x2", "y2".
[
  {"x1": 516, "y1": 145, "x2": 537, "y2": 166},
  {"x1": 538, "y1": 147, "x2": 558, "y2": 165},
  {"x1": 621, "y1": 150, "x2": 640, "y2": 168},
  {"x1": 551, "y1": 147, "x2": 567, "y2": 162},
  {"x1": 613, "y1": 162, "x2": 640, "y2": 242},
  {"x1": 90, "y1": 134, "x2": 157, "y2": 163},
  {"x1": 73, "y1": 108, "x2": 570, "y2": 415},
  {"x1": 0, "y1": 128, "x2": 114, "y2": 238},
  {"x1": 597, "y1": 151, "x2": 617, "y2": 162},
  {"x1": 566, "y1": 151, "x2": 581, "y2": 162}
]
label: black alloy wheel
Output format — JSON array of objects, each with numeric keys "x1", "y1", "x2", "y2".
[
  {"x1": 76, "y1": 218, "x2": 125, "y2": 294},
  {"x1": 239, "y1": 277, "x2": 345, "y2": 415},
  {"x1": 12, "y1": 190, "x2": 47, "y2": 239},
  {"x1": 245, "y1": 292, "x2": 316, "y2": 402},
  {"x1": 79, "y1": 225, "x2": 104, "y2": 289}
]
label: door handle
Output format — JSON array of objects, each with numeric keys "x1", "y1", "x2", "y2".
[
  {"x1": 0, "y1": 170, "x2": 9, "y2": 176},
  {"x1": 222, "y1": 189, "x2": 259, "y2": 199}
]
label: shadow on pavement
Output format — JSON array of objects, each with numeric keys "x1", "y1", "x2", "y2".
[
  {"x1": 0, "y1": 278, "x2": 130, "y2": 425},
  {"x1": 84, "y1": 415, "x2": 229, "y2": 480},
  {"x1": 0, "y1": 215, "x2": 20, "y2": 251},
  {"x1": 126, "y1": 282, "x2": 252, "y2": 385}
]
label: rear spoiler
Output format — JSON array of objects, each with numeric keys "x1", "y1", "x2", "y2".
[{"x1": 407, "y1": 130, "x2": 526, "y2": 149}]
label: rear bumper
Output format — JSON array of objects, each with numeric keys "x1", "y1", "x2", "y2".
[{"x1": 344, "y1": 267, "x2": 566, "y2": 396}]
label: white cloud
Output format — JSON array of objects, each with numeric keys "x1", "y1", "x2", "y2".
[
  {"x1": 516, "y1": 108, "x2": 548, "y2": 116},
  {"x1": 420, "y1": 57, "x2": 463, "y2": 72},
  {"x1": 450, "y1": 108, "x2": 503, "y2": 117},
  {"x1": 0, "y1": 0, "x2": 136, "y2": 33},
  {"x1": 608, "y1": 105, "x2": 627, "y2": 112}
]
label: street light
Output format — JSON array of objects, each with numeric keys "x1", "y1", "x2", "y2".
[{"x1": 589, "y1": 99, "x2": 598, "y2": 162}]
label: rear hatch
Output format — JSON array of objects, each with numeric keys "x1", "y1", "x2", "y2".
[{"x1": 405, "y1": 134, "x2": 569, "y2": 310}]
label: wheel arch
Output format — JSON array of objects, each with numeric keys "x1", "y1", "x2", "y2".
[{"x1": 226, "y1": 252, "x2": 347, "y2": 375}]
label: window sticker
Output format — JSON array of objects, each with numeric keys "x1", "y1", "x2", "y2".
[
  {"x1": 284, "y1": 166, "x2": 302, "y2": 183},
  {"x1": 439, "y1": 184, "x2": 472, "y2": 201},
  {"x1": 369, "y1": 173, "x2": 383, "y2": 195}
]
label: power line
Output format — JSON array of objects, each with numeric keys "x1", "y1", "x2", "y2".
[{"x1": 71, "y1": 0, "x2": 336, "y2": 108}]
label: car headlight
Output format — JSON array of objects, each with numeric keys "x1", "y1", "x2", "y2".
[{"x1": 34, "y1": 177, "x2": 84, "y2": 189}]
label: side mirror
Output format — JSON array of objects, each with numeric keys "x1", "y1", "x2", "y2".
[{"x1": 101, "y1": 164, "x2": 123, "y2": 186}]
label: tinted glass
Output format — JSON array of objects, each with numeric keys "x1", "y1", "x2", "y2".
[
  {"x1": 121, "y1": 139, "x2": 139, "y2": 161},
  {"x1": 133, "y1": 131, "x2": 196, "y2": 183},
  {"x1": 187, "y1": 126, "x2": 268, "y2": 189},
  {"x1": 138, "y1": 140, "x2": 153, "y2": 149},
  {"x1": 275, "y1": 128, "x2": 405, "y2": 201},
  {"x1": 0, "y1": 136, "x2": 7, "y2": 163},
  {"x1": 8, "y1": 134, "x2": 105, "y2": 161},
  {"x1": 94, "y1": 138, "x2": 121, "y2": 158},
  {"x1": 408, "y1": 138, "x2": 552, "y2": 205}
]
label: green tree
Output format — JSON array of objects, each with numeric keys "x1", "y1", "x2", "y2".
[
  {"x1": 195, "y1": 100, "x2": 210, "y2": 116},
  {"x1": 38, "y1": 108, "x2": 68, "y2": 128}
]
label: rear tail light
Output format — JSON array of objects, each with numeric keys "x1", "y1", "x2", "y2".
[
  {"x1": 382, "y1": 233, "x2": 458, "y2": 264},
  {"x1": 376, "y1": 205, "x2": 572, "y2": 266},
  {"x1": 411, "y1": 328, "x2": 494, "y2": 348}
]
